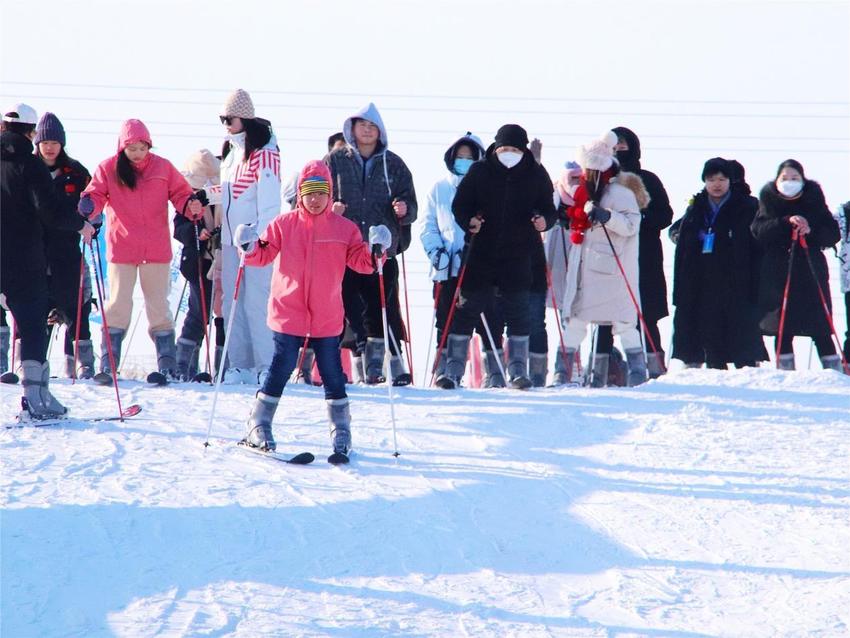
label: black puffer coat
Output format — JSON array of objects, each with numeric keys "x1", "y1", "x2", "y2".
[
  {"x1": 671, "y1": 188, "x2": 767, "y2": 364},
  {"x1": 452, "y1": 146, "x2": 556, "y2": 292},
  {"x1": 1, "y1": 131, "x2": 83, "y2": 300},
  {"x1": 613, "y1": 127, "x2": 673, "y2": 324},
  {"x1": 751, "y1": 180, "x2": 840, "y2": 336}
]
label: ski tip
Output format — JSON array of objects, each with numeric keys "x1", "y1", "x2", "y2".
[
  {"x1": 287, "y1": 452, "x2": 315, "y2": 465},
  {"x1": 0, "y1": 372, "x2": 20, "y2": 384},
  {"x1": 121, "y1": 404, "x2": 143, "y2": 418}
]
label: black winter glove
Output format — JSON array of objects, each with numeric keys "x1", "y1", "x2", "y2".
[{"x1": 585, "y1": 204, "x2": 611, "y2": 225}]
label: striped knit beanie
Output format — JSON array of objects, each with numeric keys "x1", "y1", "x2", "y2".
[
  {"x1": 221, "y1": 89, "x2": 255, "y2": 119},
  {"x1": 300, "y1": 175, "x2": 330, "y2": 197}
]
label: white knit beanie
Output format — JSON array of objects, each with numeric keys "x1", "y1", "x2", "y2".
[
  {"x1": 183, "y1": 149, "x2": 221, "y2": 189},
  {"x1": 577, "y1": 130, "x2": 619, "y2": 171},
  {"x1": 221, "y1": 89, "x2": 255, "y2": 119}
]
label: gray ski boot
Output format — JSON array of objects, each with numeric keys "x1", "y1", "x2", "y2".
[
  {"x1": 529, "y1": 352, "x2": 548, "y2": 388},
  {"x1": 77, "y1": 339, "x2": 95, "y2": 379},
  {"x1": 390, "y1": 355, "x2": 412, "y2": 386},
  {"x1": 351, "y1": 354, "x2": 366, "y2": 384},
  {"x1": 175, "y1": 337, "x2": 198, "y2": 381},
  {"x1": 481, "y1": 348, "x2": 506, "y2": 388},
  {"x1": 95, "y1": 328, "x2": 125, "y2": 385},
  {"x1": 432, "y1": 348, "x2": 447, "y2": 379},
  {"x1": 364, "y1": 337, "x2": 386, "y2": 384},
  {"x1": 149, "y1": 330, "x2": 178, "y2": 384},
  {"x1": 436, "y1": 334, "x2": 470, "y2": 389},
  {"x1": 589, "y1": 354, "x2": 609, "y2": 388},
  {"x1": 821, "y1": 354, "x2": 843, "y2": 372},
  {"x1": 327, "y1": 398, "x2": 352, "y2": 462},
  {"x1": 625, "y1": 348, "x2": 648, "y2": 387},
  {"x1": 506, "y1": 335, "x2": 532, "y2": 390},
  {"x1": 21, "y1": 360, "x2": 68, "y2": 419},
  {"x1": 244, "y1": 392, "x2": 278, "y2": 451},
  {"x1": 550, "y1": 347, "x2": 576, "y2": 386},
  {"x1": 777, "y1": 353, "x2": 795, "y2": 371},
  {"x1": 647, "y1": 351, "x2": 666, "y2": 379}
]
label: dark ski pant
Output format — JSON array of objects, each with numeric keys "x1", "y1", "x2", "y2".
[
  {"x1": 261, "y1": 333, "x2": 347, "y2": 401},
  {"x1": 451, "y1": 286, "x2": 530, "y2": 338},
  {"x1": 434, "y1": 278, "x2": 503, "y2": 350},
  {"x1": 528, "y1": 290, "x2": 548, "y2": 354},
  {"x1": 777, "y1": 332, "x2": 835, "y2": 358},
  {"x1": 179, "y1": 265, "x2": 213, "y2": 345},
  {"x1": 5, "y1": 292, "x2": 48, "y2": 363},
  {"x1": 46, "y1": 300, "x2": 92, "y2": 357},
  {"x1": 342, "y1": 258, "x2": 404, "y2": 356}
]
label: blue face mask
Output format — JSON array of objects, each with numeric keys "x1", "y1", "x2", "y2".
[{"x1": 454, "y1": 158, "x2": 473, "y2": 175}]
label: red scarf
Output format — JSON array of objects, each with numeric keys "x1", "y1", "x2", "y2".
[{"x1": 566, "y1": 167, "x2": 616, "y2": 244}]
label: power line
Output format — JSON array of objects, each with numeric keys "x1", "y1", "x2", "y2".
[
  {"x1": 56, "y1": 117, "x2": 850, "y2": 142},
  {"x1": 62, "y1": 129, "x2": 850, "y2": 154},
  {"x1": 2, "y1": 93, "x2": 847, "y2": 120},
  {"x1": 4, "y1": 79, "x2": 848, "y2": 107}
]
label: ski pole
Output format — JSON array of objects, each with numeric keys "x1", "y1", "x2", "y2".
[
  {"x1": 479, "y1": 311, "x2": 508, "y2": 385},
  {"x1": 775, "y1": 230, "x2": 798, "y2": 367},
  {"x1": 599, "y1": 223, "x2": 665, "y2": 371},
  {"x1": 799, "y1": 234, "x2": 850, "y2": 374},
  {"x1": 375, "y1": 247, "x2": 400, "y2": 457},
  {"x1": 542, "y1": 235, "x2": 572, "y2": 382},
  {"x1": 120, "y1": 303, "x2": 145, "y2": 372},
  {"x1": 421, "y1": 280, "x2": 442, "y2": 387},
  {"x1": 90, "y1": 238, "x2": 126, "y2": 421},
  {"x1": 588, "y1": 323, "x2": 599, "y2": 386},
  {"x1": 399, "y1": 251, "x2": 414, "y2": 383},
  {"x1": 204, "y1": 250, "x2": 247, "y2": 447},
  {"x1": 72, "y1": 251, "x2": 86, "y2": 382},
  {"x1": 194, "y1": 222, "x2": 213, "y2": 381},
  {"x1": 430, "y1": 235, "x2": 476, "y2": 386}
]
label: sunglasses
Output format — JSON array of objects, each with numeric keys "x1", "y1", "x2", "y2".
[{"x1": 220, "y1": 115, "x2": 235, "y2": 125}]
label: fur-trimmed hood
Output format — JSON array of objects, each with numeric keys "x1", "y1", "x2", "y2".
[
  {"x1": 613, "y1": 171, "x2": 651, "y2": 210},
  {"x1": 758, "y1": 178, "x2": 827, "y2": 217}
]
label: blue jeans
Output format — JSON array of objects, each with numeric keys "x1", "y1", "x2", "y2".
[{"x1": 261, "y1": 333, "x2": 348, "y2": 400}]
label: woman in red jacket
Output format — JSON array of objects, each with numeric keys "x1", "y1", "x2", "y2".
[
  {"x1": 233, "y1": 160, "x2": 389, "y2": 462},
  {"x1": 79, "y1": 119, "x2": 202, "y2": 384}
]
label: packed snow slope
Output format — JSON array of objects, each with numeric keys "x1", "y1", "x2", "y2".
[{"x1": 2, "y1": 368, "x2": 849, "y2": 637}]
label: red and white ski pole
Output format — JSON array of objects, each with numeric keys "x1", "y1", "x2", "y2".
[
  {"x1": 90, "y1": 238, "x2": 126, "y2": 421},
  {"x1": 421, "y1": 280, "x2": 442, "y2": 387}
]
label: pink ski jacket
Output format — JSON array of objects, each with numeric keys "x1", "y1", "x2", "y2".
[
  {"x1": 83, "y1": 119, "x2": 195, "y2": 264},
  {"x1": 246, "y1": 160, "x2": 378, "y2": 338}
]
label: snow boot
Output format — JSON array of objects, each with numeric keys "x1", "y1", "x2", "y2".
[
  {"x1": 820, "y1": 354, "x2": 843, "y2": 372},
  {"x1": 76, "y1": 339, "x2": 95, "y2": 379},
  {"x1": 390, "y1": 355, "x2": 411, "y2": 386},
  {"x1": 21, "y1": 360, "x2": 67, "y2": 419},
  {"x1": 625, "y1": 348, "x2": 648, "y2": 387},
  {"x1": 95, "y1": 328, "x2": 124, "y2": 385},
  {"x1": 175, "y1": 337, "x2": 198, "y2": 381},
  {"x1": 506, "y1": 335, "x2": 532, "y2": 390},
  {"x1": 550, "y1": 347, "x2": 576, "y2": 386},
  {"x1": 432, "y1": 348, "x2": 447, "y2": 379},
  {"x1": 148, "y1": 330, "x2": 177, "y2": 384},
  {"x1": 296, "y1": 348, "x2": 314, "y2": 385},
  {"x1": 351, "y1": 354, "x2": 365, "y2": 384},
  {"x1": 589, "y1": 354, "x2": 609, "y2": 388},
  {"x1": 529, "y1": 352, "x2": 548, "y2": 388},
  {"x1": 0, "y1": 324, "x2": 9, "y2": 374},
  {"x1": 244, "y1": 391, "x2": 278, "y2": 451},
  {"x1": 647, "y1": 351, "x2": 666, "y2": 379},
  {"x1": 364, "y1": 337, "x2": 386, "y2": 385},
  {"x1": 327, "y1": 398, "x2": 352, "y2": 457},
  {"x1": 482, "y1": 348, "x2": 506, "y2": 388},
  {"x1": 436, "y1": 334, "x2": 470, "y2": 389},
  {"x1": 777, "y1": 353, "x2": 795, "y2": 371}
]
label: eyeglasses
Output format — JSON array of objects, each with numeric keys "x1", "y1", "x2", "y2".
[{"x1": 220, "y1": 115, "x2": 234, "y2": 125}]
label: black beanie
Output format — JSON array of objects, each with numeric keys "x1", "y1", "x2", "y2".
[
  {"x1": 701, "y1": 157, "x2": 731, "y2": 181},
  {"x1": 494, "y1": 124, "x2": 529, "y2": 150}
]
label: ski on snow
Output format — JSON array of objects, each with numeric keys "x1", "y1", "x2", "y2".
[
  {"x1": 6, "y1": 403, "x2": 143, "y2": 429},
  {"x1": 236, "y1": 441, "x2": 315, "y2": 465}
]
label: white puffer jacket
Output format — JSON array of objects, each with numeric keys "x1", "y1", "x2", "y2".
[
  {"x1": 560, "y1": 172, "x2": 649, "y2": 324},
  {"x1": 208, "y1": 132, "x2": 281, "y2": 246}
]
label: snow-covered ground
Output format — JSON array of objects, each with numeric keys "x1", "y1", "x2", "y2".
[{"x1": 2, "y1": 367, "x2": 849, "y2": 637}]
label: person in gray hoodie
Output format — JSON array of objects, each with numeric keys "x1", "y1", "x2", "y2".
[{"x1": 327, "y1": 103, "x2": 417, "y2": 385}]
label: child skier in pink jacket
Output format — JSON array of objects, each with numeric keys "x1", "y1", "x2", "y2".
[
  {"x1": 79, "y1": 119, "x2": 203, "y2": 385},
  {"x1": 233, "y1": 160, "x2": 390, "y2": 462}
]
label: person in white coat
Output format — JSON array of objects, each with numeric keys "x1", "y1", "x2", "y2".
[
  {"x1": 206, "y1": 88, "x2": 281, "y2": 383},
  {"x1": 559, "y1": 132, "x2": 650, "y2": 386},
  {"x1": 420, "y1": 133, "x2": 505, "y2": 386}
]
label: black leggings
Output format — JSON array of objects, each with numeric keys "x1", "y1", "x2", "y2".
[
  {"x1": 6, "y1": 294, "x2": 49, "y2": 363},
  {"x1": 777, "y1": 332, "x2": 835, "y2": 357}
]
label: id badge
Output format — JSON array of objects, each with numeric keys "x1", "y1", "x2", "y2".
[{"x1": 702, "y1": 231, "x2": 715, "y2": 254}]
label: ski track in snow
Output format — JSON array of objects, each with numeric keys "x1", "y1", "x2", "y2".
[{"x1": 1, "y1": 368, "x2": 849, "y2": 637}]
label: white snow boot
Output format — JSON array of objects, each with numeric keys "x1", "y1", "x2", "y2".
[
  {"x1": 21, "y1": 360, "x2": 67, "y2": 419},
  {"x1": 244, "y1": 391, "x2": 278, "y2": 451}
]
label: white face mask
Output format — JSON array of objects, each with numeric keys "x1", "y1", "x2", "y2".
[
  {"x1": 497, "y1": 151, "x2": 522, "y2": 169},
  {"x1": 777, "y1": 179, "x2": 803, "y2": 197}
]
